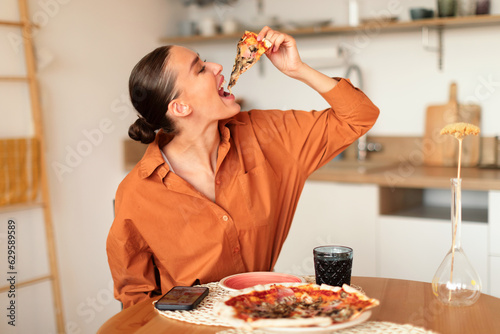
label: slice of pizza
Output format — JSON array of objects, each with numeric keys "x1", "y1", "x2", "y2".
[
  {"x1": 215, "y1": 283, "x2": 379, "y2": 330},
  {"x1": 227, "y1": 31, "x2": 272, "y2": 93}
]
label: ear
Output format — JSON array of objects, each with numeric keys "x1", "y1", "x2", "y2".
[{"x1": 167, "y1": 100, "x2": 192, "y2": 118}]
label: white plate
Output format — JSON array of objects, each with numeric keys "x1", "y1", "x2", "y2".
[
  {"x1": 219, "y1": 272, "x2": 305, "y2": 291},
  {"x1": 261, "y1": 311, "x2": 372, "y2": 333}
]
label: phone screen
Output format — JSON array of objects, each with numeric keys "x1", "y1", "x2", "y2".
[{"x1": 155, "y1": 286, "x2": 209, "y2": 311}]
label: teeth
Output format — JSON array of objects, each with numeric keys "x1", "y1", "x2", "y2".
[{"x1": 219, "y1": 80, "x2": 226, "y2": 90}]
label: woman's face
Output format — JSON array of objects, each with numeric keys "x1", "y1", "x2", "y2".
[{"x1": 168, "y1": 46, "x2": 240, "y2": 123}]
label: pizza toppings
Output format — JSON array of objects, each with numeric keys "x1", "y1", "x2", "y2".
[
  {"x1": 227, "y1": 31, "x2": 272, "y2": 94},
  {"x1": 216, "y1": 283, "x2": 379, "y2": 329}
]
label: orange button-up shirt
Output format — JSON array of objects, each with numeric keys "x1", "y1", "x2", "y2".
[{"x1": 106, "y1": 79, "x2": 379, "y2": 308}]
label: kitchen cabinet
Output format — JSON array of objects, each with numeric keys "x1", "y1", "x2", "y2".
[
  {"x1": 275, "y1": 178, "x2": 498, "y2": 296},
  {"x1": 274, "y1": 181, "x2": 378, "y2": 278},
  {"x1": 490, "y1": 256, "x2": 500, "y2": 298},
  {"x1": 489, "y1": 191, "x2": 500, "y2": 298},
  {"x1": 378, "y1": 215, "x2": 489, "y2": 292},
  {"x1": 489, "y1": 191, "x2": 500, "y2": 256},
  {"x1": 378, "y1": 185, "x2": 491, "y2": 294}
]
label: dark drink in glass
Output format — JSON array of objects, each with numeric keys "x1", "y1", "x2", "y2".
[{"x1": 314, "y1": 246, "x2": 353, "y2": 287}]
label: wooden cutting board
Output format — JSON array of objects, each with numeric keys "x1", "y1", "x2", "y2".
[{"x1": 423, "y1": 82, "x2": 481, "y2": 167}]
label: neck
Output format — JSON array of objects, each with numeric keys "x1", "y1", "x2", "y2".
[{"x1": 163, "y1": 121, "x2": 220, "y2": 174}]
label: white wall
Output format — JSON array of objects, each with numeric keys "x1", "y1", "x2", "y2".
[
  {"x1": 1, "y1": 0, "x2": 181, "y2": 333},
  {"x1": 187, "y1": 0, "x2": 500, "y2": 137},
  {"x1": 1, "y1": 0, "x2": 499, "y2": 333},
  {"x1": 30, "y1": 2, "x2": 185, "y2": 333}
]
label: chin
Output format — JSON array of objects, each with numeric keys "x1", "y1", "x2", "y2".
[{"x1": 222, "y1": 98, "x2": 241, "y2": 114}]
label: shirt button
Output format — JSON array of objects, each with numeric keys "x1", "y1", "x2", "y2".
[
  {"x1": 216, "y1": 179, "x2": 221, "y2": 185},
  {"x1": 233, "y1": 247, "x2": 240, "y2": 253},
  {"x1": 222, "y1": 215, "x2": 229, "y2": 221}
]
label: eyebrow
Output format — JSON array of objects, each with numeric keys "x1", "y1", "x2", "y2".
[{"x1": 190, "y1": 53, "x2": 201, "y2": 72}]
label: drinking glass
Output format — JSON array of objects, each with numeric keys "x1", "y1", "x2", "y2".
[{"x1": 314, "y1": 245, "x2": 353, "y2": 287}]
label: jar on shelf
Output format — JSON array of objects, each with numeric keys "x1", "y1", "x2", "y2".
[
  {"x1": 348, "y1": 0, "x2": 359, "y2": 26},
  {"x1": 437, "y1": 0, "x2": 457, "y2": 17},
  {"x1": 476, "y1": 0, "x2": 490, "y2": 15},
  {"x1": 457, "y1": 0, "x2": 476, "y2": 16}
]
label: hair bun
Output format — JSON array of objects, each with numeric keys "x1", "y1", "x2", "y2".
[{"x1": 128, "y1": 117, "x2": 156, "y2": 144}]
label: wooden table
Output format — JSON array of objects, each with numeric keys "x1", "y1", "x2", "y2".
[{"x1": 97, "y1": 277, "x2": 500, "y2": 334}]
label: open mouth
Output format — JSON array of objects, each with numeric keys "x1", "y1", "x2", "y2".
[{"x1": 218, "y1": 79, "x2": 232, "y2": 97}]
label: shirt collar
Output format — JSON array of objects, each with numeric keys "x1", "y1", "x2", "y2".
[
  {"x1": 138, "y1": 130, "x2": 172, "y2": 179},
  {"x1": 219, "y1": 117, "x2": 245, "y2": 143},
  {"x1": 138, "y1": 117, "x2": 245, "y2": 179}
]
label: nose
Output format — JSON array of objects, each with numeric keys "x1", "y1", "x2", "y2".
[{"x1": 210, "y1": 62, "x2": 223, "y2": 75}]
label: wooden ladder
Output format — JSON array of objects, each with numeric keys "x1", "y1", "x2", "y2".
[{"x1": 0, "y1": 0, "x2": 65, "y2": 332}]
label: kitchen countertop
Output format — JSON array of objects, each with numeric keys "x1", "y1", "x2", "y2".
[
  {"x1": 123, "y1": 136, "x2": 500, "y2": 191},
  {"x1": 309, "y1": 160, "x2": 500, "y2": 191}
]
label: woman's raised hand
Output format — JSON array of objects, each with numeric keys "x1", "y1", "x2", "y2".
[
  {"x1": 257, "y1": 26, "x2": 305, "y2": 79},
  {"x1": 257, "y1": 26, "x2": 337, "y2": 93}
]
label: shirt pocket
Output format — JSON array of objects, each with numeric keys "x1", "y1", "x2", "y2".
[{"x1": 237, "y1": 159, "x2": 281, "y2": 227}]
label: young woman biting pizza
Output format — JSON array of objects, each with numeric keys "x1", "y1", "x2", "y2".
[{"x1": 106, "y1": 26, "x2": 380, "y2": 309}]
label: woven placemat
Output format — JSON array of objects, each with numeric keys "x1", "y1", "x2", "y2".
[
  {"x1": 155, "y1": 282, "x2": 233, "y2": 327},
  {"x1": 155, "y1": 280, "x2": 439, "y2": 334},
  {"x1": 217, "y1": 322, "x2": 440, "y2": 334}
]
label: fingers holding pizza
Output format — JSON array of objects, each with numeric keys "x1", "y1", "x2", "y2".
[
  {"x1": 228, "y1": 27, "x2": 336, "y2": 94},
  {"x1": 256, "y1": 26, "x2": 338, "y2": 94},
  {"x1": 257, "y1": 26, "x2": 305, "y2": 78}
]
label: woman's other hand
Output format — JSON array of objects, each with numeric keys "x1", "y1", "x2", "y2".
[{"x1": 257, "y1": 26, "x2": 305, "y2": 79}]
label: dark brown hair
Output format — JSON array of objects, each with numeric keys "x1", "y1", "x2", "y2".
[{"x1": 128, "y1": 45, "x2": 179, "y2": 144}]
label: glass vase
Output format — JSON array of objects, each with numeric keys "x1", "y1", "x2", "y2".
[{"x1": 432, "y1": 178, "x2": 482, "y2": 306}]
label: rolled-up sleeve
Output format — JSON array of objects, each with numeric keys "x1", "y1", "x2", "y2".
[{"x1": 248, "y1": 78, "x2": 380, "y2": 176}]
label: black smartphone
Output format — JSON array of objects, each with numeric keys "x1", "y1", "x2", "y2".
[{"x1": 155, "y1": 286, "x2": 209, "y2": 311}]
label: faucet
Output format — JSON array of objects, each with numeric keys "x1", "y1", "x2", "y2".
[
  {"x1": 344, "y1": 64, "x2": 363, "y2": 91},
  {"x1": 344, "y1": 63, "x2": 381, "y2": 161},
  {"x1": 357, "y1": 134, "x2": 383, "y2": 161},
  {"x1": 357, "y1": 134, "x2": 368, "y2": 161}
]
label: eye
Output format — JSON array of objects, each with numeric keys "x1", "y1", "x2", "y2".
[{"x1": 198, "y1": 60, "x2": 207, "y2": 73}]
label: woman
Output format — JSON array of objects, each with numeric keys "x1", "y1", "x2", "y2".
[{"x1": 107, "y1": 27, "x2": 379, "y2": 308}]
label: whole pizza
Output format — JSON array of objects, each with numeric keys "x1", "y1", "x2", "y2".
[{"x1": 215, "y1": 283, "x2": 379, "y2": 329}]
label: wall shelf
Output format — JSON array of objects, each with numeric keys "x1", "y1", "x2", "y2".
[{"x1": 160, "y1": 14, "x2": 500, "y2": 44}]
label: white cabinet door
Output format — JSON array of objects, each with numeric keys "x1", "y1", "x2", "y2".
[
  {"x1": 378, "y1": 215, "x2": 489, "y2": 292},
  {"x1": 274, "y1": 181, "x2": 378, "y2": 277},
  {"x1": 490, "y1": 256, "x2": 500, "y2": 298},
  {"x1": 489, "y1": 191, "x2": 500, "y2": 256}
]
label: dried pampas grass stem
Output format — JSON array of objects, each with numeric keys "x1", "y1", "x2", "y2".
[
  {"x1": 440, "y1": 122, "x2": 480, "y2": 295},
  {"x1": 440, "y1": 122, "x2": 480, "y2": 179}
]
